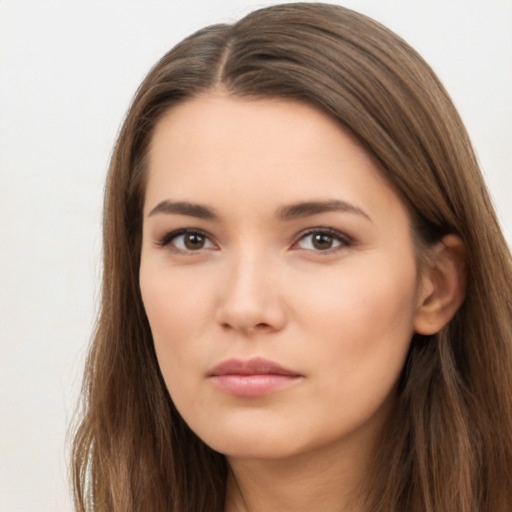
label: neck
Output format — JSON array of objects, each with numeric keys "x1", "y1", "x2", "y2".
[{"x1": 224, "y1": 439, "x2": 371, "y2": 512}]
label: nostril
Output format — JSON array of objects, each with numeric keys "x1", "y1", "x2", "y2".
[{"x1": 221, "y1": 321, "x2": 272, "y2": 333}]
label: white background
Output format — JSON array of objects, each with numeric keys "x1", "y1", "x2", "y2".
[{"x1": 1, "y1": 1, "x2": 511, "y2": 511}]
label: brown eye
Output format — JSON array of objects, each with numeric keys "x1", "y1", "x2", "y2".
[
  {"x1": 296, "y1": 229, "x2": 351, "y2": 252},
  {"x1": 312, "y1": 233, "x2": 334, "y2": 250},
  {"x1": 184, "y1": 233, "x2": 206, "y2": 250},
  {"x1": 158, "y1": 229, "x2": 216, "y2": 252}
]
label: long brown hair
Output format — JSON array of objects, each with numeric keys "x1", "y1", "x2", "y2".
[{"x1": 71, "y1": 3, "x2": 512, "y2": 511}]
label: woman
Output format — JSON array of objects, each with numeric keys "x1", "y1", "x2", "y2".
[{"x1": 72, "y1": 3, "x2": 512, "y2": 511}]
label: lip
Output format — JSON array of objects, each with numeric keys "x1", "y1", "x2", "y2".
[{"x1": 208, "y1": 357, "x2": 303, "y2": 398}]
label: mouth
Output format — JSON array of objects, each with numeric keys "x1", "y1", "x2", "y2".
[{"x1": 208, "y1": 357, "x2": 303, "y2": 398}]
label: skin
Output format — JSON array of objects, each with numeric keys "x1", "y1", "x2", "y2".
[{"x1": 139, "y1": 93, "x2": 461, "y2": 512}]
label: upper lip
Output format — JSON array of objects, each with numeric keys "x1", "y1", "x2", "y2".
[{"x1": 208, "y1": 357, "x2": 301, "y2": 377}]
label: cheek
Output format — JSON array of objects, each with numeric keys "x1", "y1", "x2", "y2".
[
  {"x1": 298, "y1": 255, "x2": 416, "y2": 323},
  {"x1": 284, "y1": 257, "x2": 418, "y2": 445},
  {"x1": 293, "y1": 253, "x2": 418, "y2": 387},
  {"x1": 139, "y1": 266, "x2": 215, "y2": 379}
]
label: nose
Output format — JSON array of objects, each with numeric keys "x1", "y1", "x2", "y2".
[{"x1": 215, "y1": 251, "x2": 287, "y2": 335}]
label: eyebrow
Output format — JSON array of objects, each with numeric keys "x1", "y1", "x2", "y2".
[
  {"x1": 148, "y1": 199, "x2": 371, "y2": 222},
  {"x1": 148, "y1": 200, "x2": 219, "y2": 220},
  {"x1": 277, "y1": 200, "x2": 372, "y2": 222}
]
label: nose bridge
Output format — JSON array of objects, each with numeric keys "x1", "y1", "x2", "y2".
[{"x1": 216, "y1": 243, "x2": 285, "y2": 332}]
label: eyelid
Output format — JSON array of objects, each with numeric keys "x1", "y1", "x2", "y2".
[
  {"x1": 154, "y1": 226, "x2": 353, "y2": 254},
  {"x1": 155, "y1": 228, "x2": 218, "y2": 252},
  {"x1": 292, "y1": 227, "x2": 354, "y2": 253}
]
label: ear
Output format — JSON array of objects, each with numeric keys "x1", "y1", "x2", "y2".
[{"x1": 414, "y1": 234, "x2": 467, "y2": 335}]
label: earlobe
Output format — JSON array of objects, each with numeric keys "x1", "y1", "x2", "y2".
[{"x1": 413, "y1": 234, "x2": 467, "y2": 335}]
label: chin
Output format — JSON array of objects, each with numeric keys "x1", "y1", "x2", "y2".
[
  {"x1": 211, "y1": 435, "x2": 305, "y2": 461},
  {"x1": 191, "y1": 415, "x2": 309, "y2": 460}
]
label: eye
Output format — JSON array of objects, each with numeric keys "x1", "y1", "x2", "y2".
[
  {"x1": 157, "y1": 229, "x2": 217, "y2": 253},
  {"x1": 294, "y1": 228, "x2": 352, "y2": 252}
]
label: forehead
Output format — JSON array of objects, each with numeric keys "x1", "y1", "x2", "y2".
[
  {"x1": 145, "y1": 93, "x2": 406, "y2": 224},
  {"x1": 149, "y1": 94, "x2": 369, "y2": 165}
]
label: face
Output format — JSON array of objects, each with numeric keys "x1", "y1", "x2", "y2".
[{"x1": 140, "y1": 94, "x2": 425, "y2": 462}]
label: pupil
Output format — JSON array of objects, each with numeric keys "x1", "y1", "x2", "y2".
[
  {"x1": 185, "y1": 234, "x2": 204, "y2": 250},
  {"x1": 313, "y1": 233, "x2": 332, "y2": 250}
]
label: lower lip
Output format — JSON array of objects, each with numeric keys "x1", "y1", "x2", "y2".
[{"x1": 210, "y1": 374, "x2": 301, "y2": 398}]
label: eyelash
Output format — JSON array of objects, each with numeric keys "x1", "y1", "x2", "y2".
[
  {"x1": 155, "y1": 227, "x2": 353, "y2": 254},
  {"x1": 293, "y1": 228, "x2": 354, "y2": 254},
  {"x1": 155, "y1": 229, "x2": 216, "y2": 253}
]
